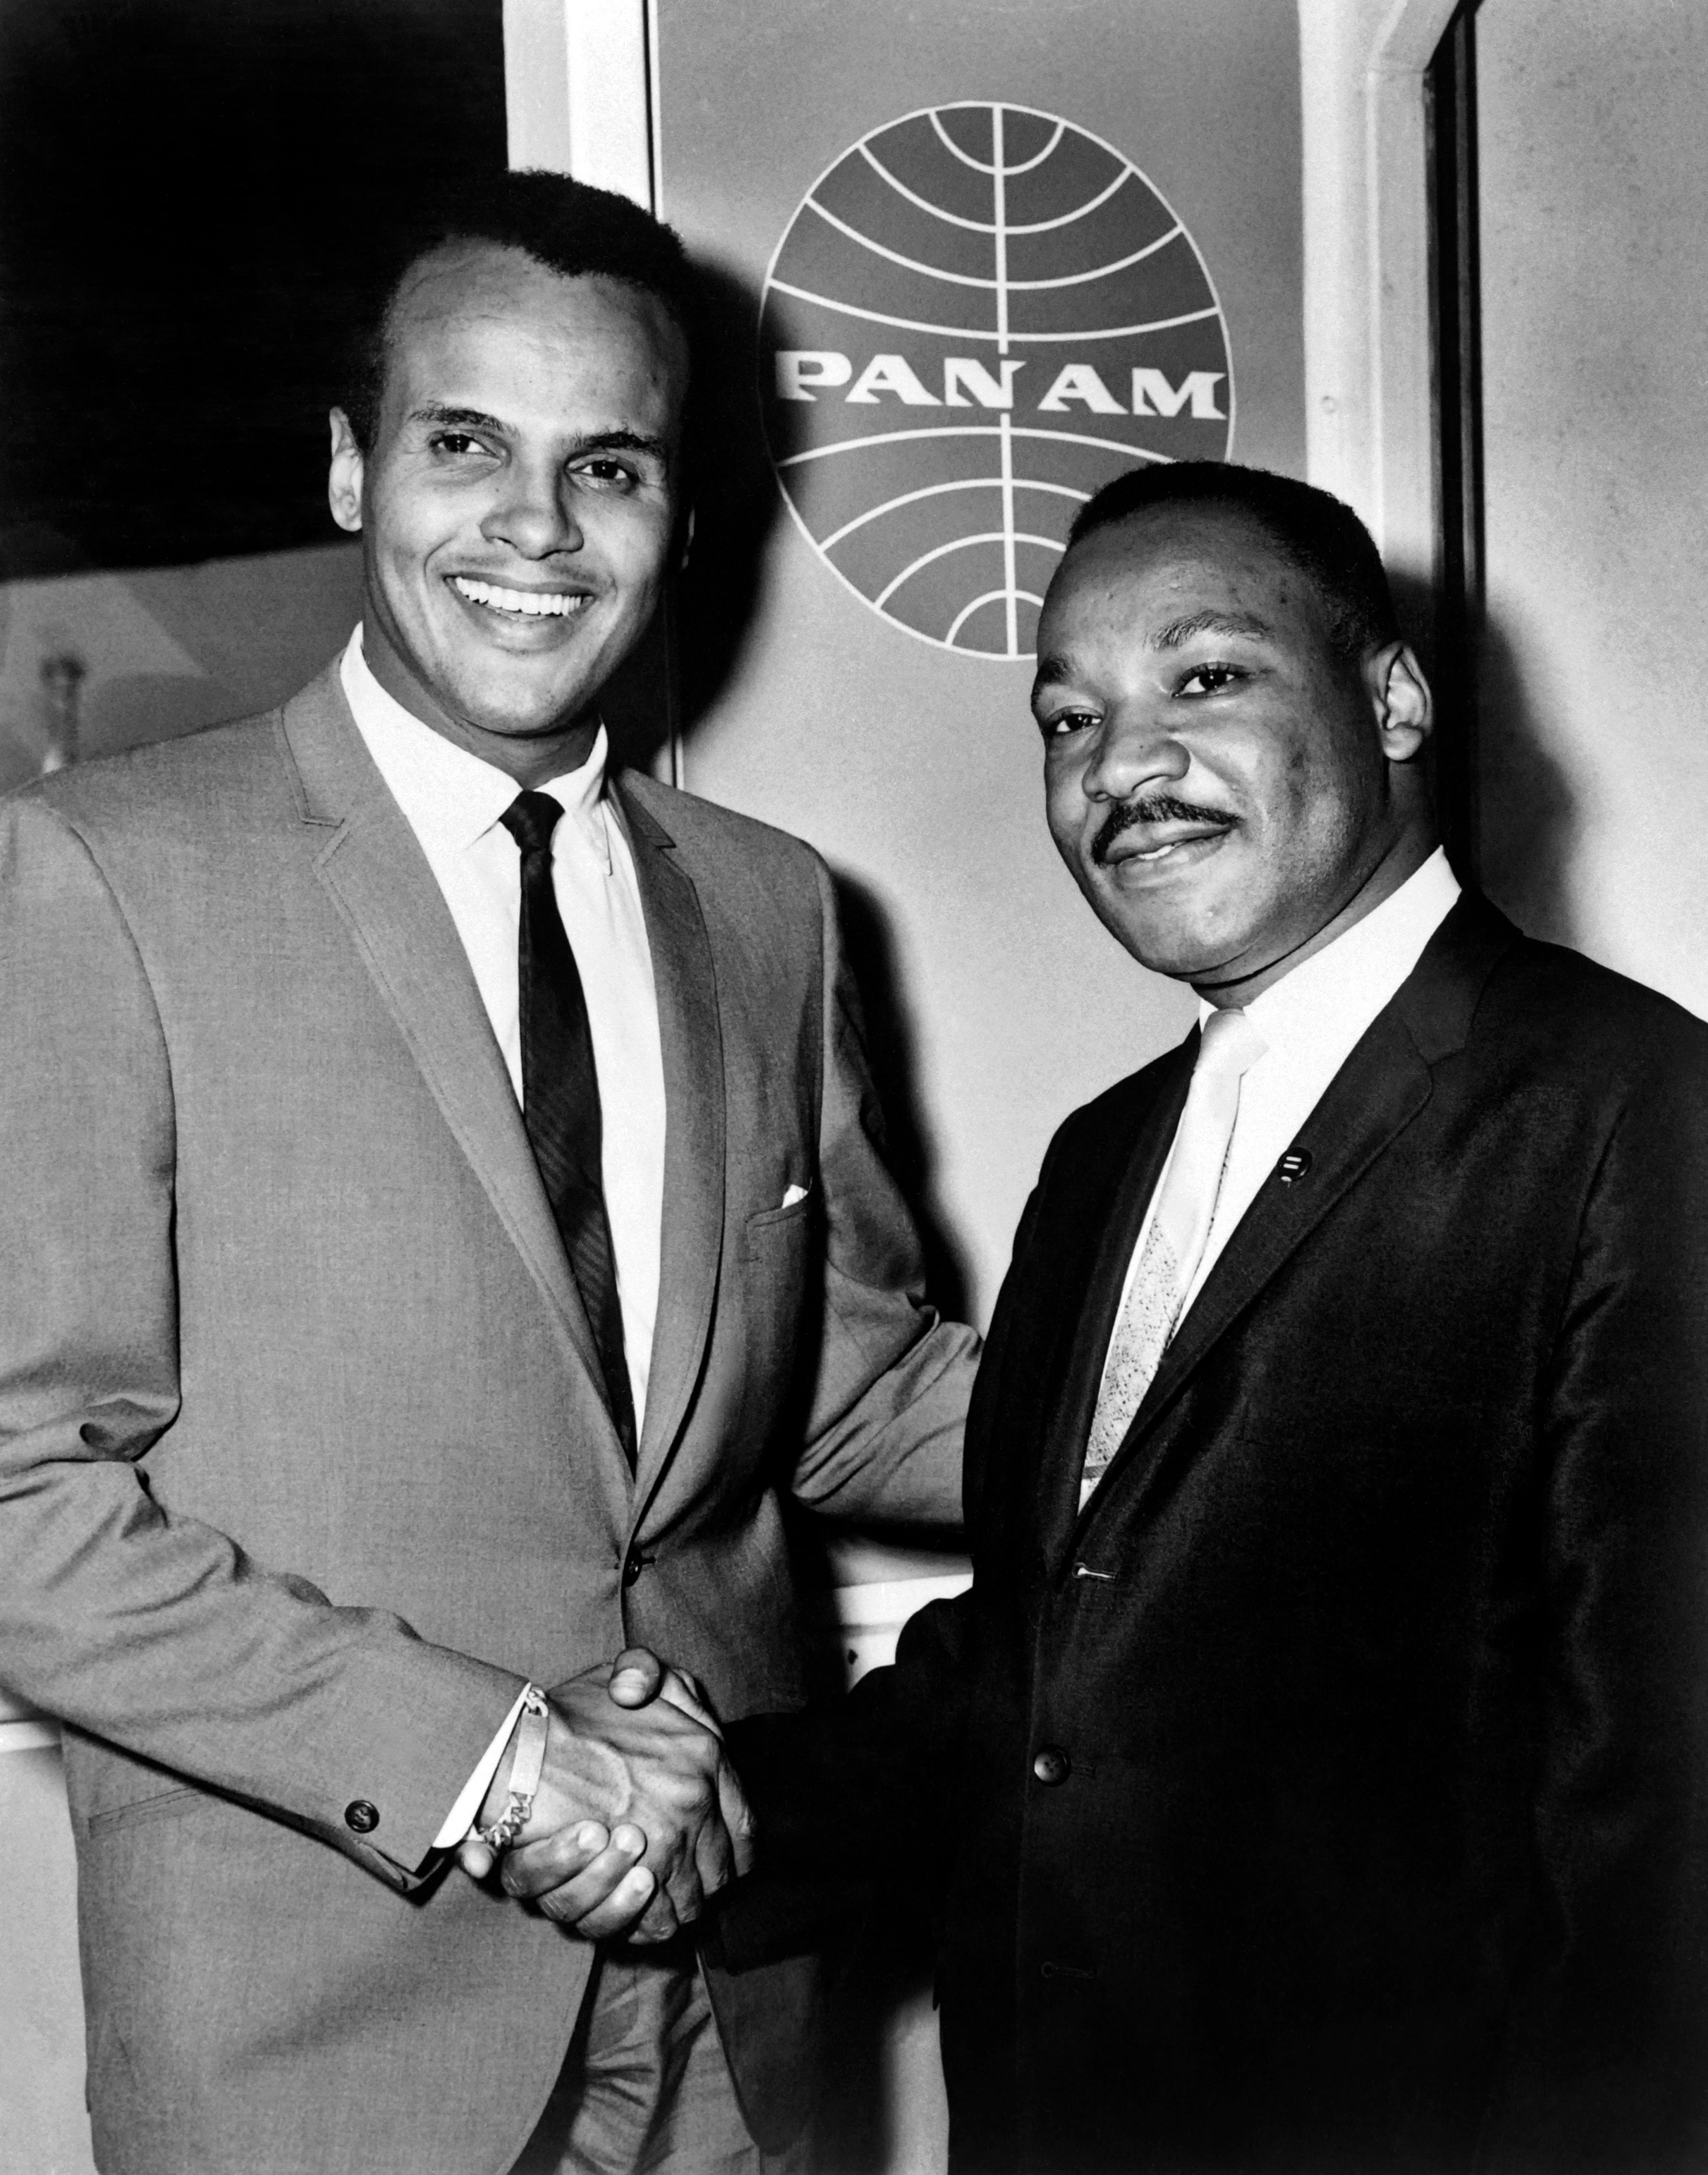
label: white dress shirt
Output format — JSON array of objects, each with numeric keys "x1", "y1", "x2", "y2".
[
  {"x1": 1096, "y1": 848, "x2": 1462, "y2": 1400},
  {"x1": 339, "y1": 627, "x2": 668, "y2": 1846},
  {"x1": 340, "y1": 628, "x2": 666, "y2": 1424}
]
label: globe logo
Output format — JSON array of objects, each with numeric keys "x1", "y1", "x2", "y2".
[{"x1": 760, "y1": 102, "x2": 1234, "y2": 660}]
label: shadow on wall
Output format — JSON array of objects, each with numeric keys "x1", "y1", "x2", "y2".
[
  {"x1": 833, "y1": 874, "x2": 973, "y2": 1330},
  {"x1": 676, "y1": 256, "x2": 790, "y2": 742},
  {"x1": 1386, "y1": 570, "x2": 1578, "y2": 947},
  {"x1": 1474, "y1": 608, "x2": 1579, "y2": 949},
  {"x1": 603, "y1": 254, "x2": 785, "y2": 774}
]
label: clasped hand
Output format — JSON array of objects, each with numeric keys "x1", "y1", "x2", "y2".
[{"x1": 456, "y1": 1649, "x2": 752, "y2": 1945}]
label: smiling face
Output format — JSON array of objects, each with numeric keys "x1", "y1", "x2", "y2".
[
  {"x1": 1033, "y1": 504, "x2": 1434, "y2": 1001},
  {"x1": 327, "y1": 242, "x2": 688, "y2": 780}
]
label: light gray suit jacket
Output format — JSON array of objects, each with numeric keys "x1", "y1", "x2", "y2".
[{"x1": 0, "y1": 663, "x2": 974, "y2": 2175}]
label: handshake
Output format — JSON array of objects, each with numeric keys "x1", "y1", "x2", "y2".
[{"x1": 454, "y1": 1650, "x2": 753, "y2": 1945}]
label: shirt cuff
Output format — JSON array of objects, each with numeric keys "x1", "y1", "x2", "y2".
[{"x1": 433, "y1": 1687, "x2": 531, "y2": 1848}]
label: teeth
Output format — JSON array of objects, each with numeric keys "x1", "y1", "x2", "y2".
[
  {"x1": 451, "y1": 575, "x2": 588, "y2": 618},
  {"x1": 1134, "y1": 843, "x2": 1177, "y2": 861}
]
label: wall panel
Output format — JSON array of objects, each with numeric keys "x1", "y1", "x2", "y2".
[
  {"x1": 655, "y1": 0, "x2": 1306, "y2": 1323},
  {"x1": 1477, "y1": 0, "x2": 1708, "y2": 1020}
]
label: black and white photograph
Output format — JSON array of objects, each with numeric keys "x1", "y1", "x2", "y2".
[{"x1": 3, "y1": 3, "x2": 1706, "y2": 2171}]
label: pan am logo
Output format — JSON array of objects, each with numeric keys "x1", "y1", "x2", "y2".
[{"x1": 760, "y1": 102, "x2": 1234, "y2": 660}]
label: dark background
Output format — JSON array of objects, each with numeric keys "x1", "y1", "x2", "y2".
[{"x1": 0, "y1": 0, "x2": 506, "y2": 582}]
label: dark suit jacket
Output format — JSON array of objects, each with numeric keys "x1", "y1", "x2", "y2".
[
  {"x1": 722, "y1": 895, "x2": 1708, "y2": 2175},
  {"x1": 0, "y1": 665, "x2": 976, "y2": 2175}
]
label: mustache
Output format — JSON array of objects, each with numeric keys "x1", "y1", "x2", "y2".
[{"x1": 1091, "y1": 795, "x2": 1236, "y2": 866}]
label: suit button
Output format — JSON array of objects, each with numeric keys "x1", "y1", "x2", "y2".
[
  {"x1": 622, "y1": 1547, "x2": 649, "y2": 1587},
  {"x1": 1032, "y1": 1745, "x2": 1071, "y2": 1787},
  {"x1": 344, "y1": 1799, "x2": 379, "y2": 1834}
]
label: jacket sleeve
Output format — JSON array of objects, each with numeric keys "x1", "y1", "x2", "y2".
[
  {"x1": 712, "y1": 1582, "x2": 979, "y2": 1970},
  {"x1": 1480, "y1": 1019, "x2": 1708, "y2": 2171},
  {"x1": 781, "y1": 854, "x2": 980, "y2": 1530},
  {"x1": 0, "y1": 795, "x2": 522, "y2": 1887}
]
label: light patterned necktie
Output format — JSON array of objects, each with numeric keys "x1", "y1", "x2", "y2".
[{"x1": 1080, "y1": 1006, "x2": 1267, "y2": 1507}]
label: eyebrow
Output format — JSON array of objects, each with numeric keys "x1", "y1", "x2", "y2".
[
  {"x1": 1151, "y1": 609, "x2": 1274, "y2": 649},
  {"x1": 410, "y1": 404, "x2": 507, "y2": 433},
  {"x1": 408, "y1": 408, "x2": 673, "y2": 464}
]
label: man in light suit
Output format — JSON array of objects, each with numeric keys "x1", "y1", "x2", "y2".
[
  {"x1": 0, "y1": 172, "x2": 974, "y2": 2174},
  {"x1": 675, "y1": 462, "x2": 1708, "y2": 2172}
]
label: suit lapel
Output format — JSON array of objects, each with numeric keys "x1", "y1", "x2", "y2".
[
  {"x1": 276, "y1": 669, "x2": 614, "y2": 1413},
  {"x1": 617, "y1": 778, "x2": 727, "y2": 1510},
  {"x1": 1035, "y1": 1037, "x2": 1197, "y2": 1568},
  {"x1": 1073, "y1": 893, "x2": 1521, "y2": 1540},
  {"x1": 1075, "y1": 1017, "x2": 1434, "y2": 1544},
  {"x1": 1114, "y1": 1010, "x2": 1432, "y2": 1463}
]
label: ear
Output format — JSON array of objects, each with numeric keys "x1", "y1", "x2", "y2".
[
  {"x1": 327, "y1": 410, "x2": 365, "y2": 535},
  {"x1": 1364, "y1": 640, "x2": 1432, "y2": 766},
  {"x1": 677, "y1": 503, "x2": 695, "y2": 574}
]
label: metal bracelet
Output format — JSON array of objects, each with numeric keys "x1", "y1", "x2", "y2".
[{"x1": 474, "y1": 1683, "x2": 550, "y2": 1853}]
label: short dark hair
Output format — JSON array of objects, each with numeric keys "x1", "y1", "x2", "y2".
[
  {"x1": 340, "y1": 168, "x2": 697, "y2": 452},
  {"x1": 1066, "y1": 461, "x2": 1401, "y2": 663}
]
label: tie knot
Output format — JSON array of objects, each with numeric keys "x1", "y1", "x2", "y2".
[
  {"x1": 501, "y1": 790, "x2": 565, "y2": 860},
  {"x1": 1196, "y1": 1006, "x2": 1265, "y2": 1080}
]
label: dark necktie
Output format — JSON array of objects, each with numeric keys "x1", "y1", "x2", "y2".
[{"x1": 500, "y1": 790, "x2": 637, "y2": 1463}]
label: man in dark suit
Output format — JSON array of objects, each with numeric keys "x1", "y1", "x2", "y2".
[
  {"x1": 0, "y1": 173, "x2": 974, "y2": 2173},
  {"x1": 586, "y1": 461, "x2": 1708, "y2": 2172}
]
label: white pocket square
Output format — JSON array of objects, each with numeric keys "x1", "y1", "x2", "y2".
[{"x1": 781, "y1": 1182, "x2": 810, "y2": 1209}]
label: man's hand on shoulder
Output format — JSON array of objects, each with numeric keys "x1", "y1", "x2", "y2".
[{"x1": 459, "y1": 1650, "x2": 755, "y2": 1943}]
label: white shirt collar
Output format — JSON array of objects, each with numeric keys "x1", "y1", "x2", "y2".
[
  {"x1": 1206, "y1": 847, "x2": 1462, "y2": 1051},
  {"x1": 338, "y1": 624, "x2": 613, "y2": 866}
]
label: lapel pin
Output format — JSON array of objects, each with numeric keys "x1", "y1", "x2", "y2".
[{"x1": 1277, "y1": 1149, "x2": 1313, "y2": 1185}]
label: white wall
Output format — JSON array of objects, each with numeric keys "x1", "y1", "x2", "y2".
[{"x1": 1477, "y1": 0, "x2": 1708, "y2": 1020}]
